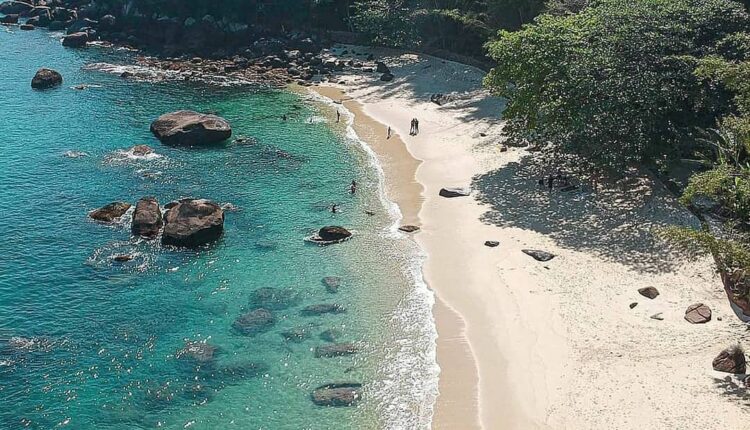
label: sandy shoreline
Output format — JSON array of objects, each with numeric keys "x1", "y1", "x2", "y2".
[{"x1": 312, "y1": 46, "x2": 750, "y2": 429}]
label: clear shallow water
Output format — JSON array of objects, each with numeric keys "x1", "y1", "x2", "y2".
[{"x1": 0, "y1": 26, "x2": 437, "y2": 429}]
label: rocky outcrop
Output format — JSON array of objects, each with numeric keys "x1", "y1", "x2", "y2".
[
  {"x1": 89, "y1": 201, "x2": 131, "y2": 222},
  {"x1": 301, "y1": 303, "x2": 346, "y2": 316},
  {"x1": 684, "y1": 303, "x2": 711, "y2": 324},
  {"x1": 131, "y1": 197, "x2": 162, "y2": 238},
  {"x1": 314, "y1": 342, "x2": 358, "y2": 358},
  {"x1": 150, "y1": 110, "x2": 232, "y2": 146},
  {"x1": 712, "y1": 346, "x2": 746, "y2": 374},
  {"x1": 439, "y1": 187, "x2": 471, "y2": 198},
  {"x1": 522, "y1": 249, "x2": 555, "y2": 262},
  {"x1": 0, "y1": 1, "x2": 32, "y2": 15},
  {"x1": 31, "y1": 68, "x2": 62, "y2": 89},
  {"x1": 311, "y1": 383, "x2": 362, "y2": 407},
  {"x1": 62, "y1": 31, "x2": 89, "y2": 48},
  {"x1": 0, "y1": 13, "x2": 19, "y2": 24},
  {"x1": 638, "y1": 287, "x2": 659, "y2": 299},
  {"x1": 317, "y1": 226, "x2": 351, "y2": 242},
  {"x1": 232, "y1": 308, "x2": 274, "y2": 335},
  {"x1": 161, "y1": 199, "x2": 224, "y2": 247}
]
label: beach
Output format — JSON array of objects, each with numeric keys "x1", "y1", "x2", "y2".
[{"x1": 313, "y1": 46, "x2": 750, "y2": 429}]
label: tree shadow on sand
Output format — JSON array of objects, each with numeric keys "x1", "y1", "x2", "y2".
[{"x1": 472, "y1": 154, "x2": 701, "y2": 274}]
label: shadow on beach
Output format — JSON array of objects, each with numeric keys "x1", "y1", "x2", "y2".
[{"x1": 471, "y1": 154, "x2": 700, "y2": 274}]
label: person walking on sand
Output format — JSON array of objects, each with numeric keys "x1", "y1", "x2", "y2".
[
  {"x1": 387, "y1": 126, "x2": 392, "y2": 139},
  {"x1": 336, "y1": 110, "x2": 341, "y2": 123}
]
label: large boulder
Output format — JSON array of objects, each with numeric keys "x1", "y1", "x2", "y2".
[
  {"x1": 0, "y1": 1, "x2": 32, "y2": 15},
  {"x1": 232, "y1": 308, "x2": 274, "y2": 336},
  {"x1": 311, "y1": 383, "x2": 362, "y2": 407},
  {"x1": 89, "y1": 201, "x2": 131, "y2": 222},
  {"x1": 684, "y1": 303, "x2": 711, "y2": 324},
  {"x1": 98, "y1": 14, "x2": 116, "y2": 31},
  {"x1": 161, "y1": 199, "x2": 224, "y2": 247},
  {"x1": 439, "y1": 187, "x2": 471, "y2": 198},
  {"x1": 66, "y1": 18, "x2": 96, "y2": 34},
  {"x1": 375, "y1": 61, "x2": 390, "y2": 74},
  {"x1": 62, "y1": 31, "x2": 88, "y2": 48},
  {"x1": 150, "y1": 110, "x2": 232, "y2": 146},
  {"x1": 317, "y1": 226, "x2": 351, "y2": 242},
  {"x1": 131, "y1": 197, "x2": 162, "y2": 238},
  {"x1": 31, "y1": 68, "x2": 62, "y2": 89},
  {"x1": 638, "y1": 287, "x2": 660, "y2": 299},
  {"x1": 314, "y1": 342, "x2": 358, "y2": 358},
  {"x1": 712, "y1": 346, "x2": 746, "y2": 374}
]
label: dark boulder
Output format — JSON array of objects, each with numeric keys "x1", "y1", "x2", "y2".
[
  {"x1": 317, "y1": 226, "x2": 351, "y2": 242},
  {"x1": 31, "y1": 68, "x2": 62, "y2": 89},
  {"x1": 439, "y1": 187, "x2": 471, "y2": 198},
  {"x1": 66, "y1": 18, "x2": 96, "y2": 34},
  {"x1": 311, "y1": 383, "x2": 362, "y2": 407},
  {"x1": 150, "y1": 110, "x2": 232, "y2": 146},
  {"x1": 684, "y1": 303, "x2": 711, "y2": 324},
  {"x1": 131, "y1": 197, "x2": 162, "y2": 239},
  {"x1": 522, "y1": 249, "x2": 555, "y2": 262},
  {"x1": 89, "y1": 201, "x2": 131, "y2": 222},
  {"x1": 98, "y1": 14, "x2": 116, "y2": 31},
  {"x1": 380, "y1": 72, "x2": 394, "y2": 82},
  {"x1": 484, "y1": 241, "x2": 500, "y2": 247},
  {"x1": 62, "y1": 31, "x2": 88, "y2": 48},
  {"x1": 712, "y1": 346, "x2": 746, "y2": 374},
  {"x1": 0, "y1": 13, "x2": 19, "y2": 23},
  {"x1": 113, "y1": 254, "x2": 134, "y2": 262},
  {"x1": 0, "y1": 1, "x2": 32, "y2": 15},
  {"x1": 130, "y1": 145, "x2": 153, "y2": 156},
  {"x1": 19, "y1": 23, "x2": 33, "y2": 30},
  {"x1": 638, "y1": 287, "x2": 659, "y2": 299},
  {"x1": 301, "y1": 303, "x2": 346, "y2": 316},
  {"x1": 398, "y1": 225, "x2": 420, "y2": 233},
  {"x1": 47, "y1": 20, "x2": 65, "y2": 31},
  {"x1": 314, "y1": 342, "x2": 358, "y2": 358},
  {"x1": 232, "y1": 308, "x2": 275, "y2": 335},
  {"x1": 161, "y1": 199, "x2": 224, "y2": 247},
  {"x1": 375, "y1": 61, "x2": 390, "y2": 74}
]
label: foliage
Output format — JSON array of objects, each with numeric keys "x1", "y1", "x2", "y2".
[
  {"x1": 680, "y1": 164, "x2": 750, "y2": 218},
  {"x1": 484, "y1": 0, "x2": 749, "y2": 171},
  {"x1": 658, "y1": 225, "x2": 750, "y2": 271}
]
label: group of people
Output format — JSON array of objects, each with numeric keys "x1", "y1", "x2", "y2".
[
  {"x1": 538, "y1": 170, "x2": 571, "y2": 191},
  {"x1": 409, "y1": 118, "x2": 420, "y2": 136}
]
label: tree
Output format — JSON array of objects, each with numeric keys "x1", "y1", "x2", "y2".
[{"x1": 484, "y1": 0, "x2": 749, "y2": 171}]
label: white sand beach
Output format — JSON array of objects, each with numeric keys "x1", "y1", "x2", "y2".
[{"x1": 312, "y1": 46, "x2": 750, "y2": 429}]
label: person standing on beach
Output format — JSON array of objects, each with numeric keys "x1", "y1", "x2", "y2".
[
  {"x1": 387, "y1": 126, "x2": 392, "y2": 139},
  {"x1": 336, "y1": 110, "x2": 341, "y2": 123},
  {"x1": 414, "y1": 118, "x2": 420, "y2": 135},
  {"x1": 409, "y1": 118, "x2": 416, "y2": 135}
]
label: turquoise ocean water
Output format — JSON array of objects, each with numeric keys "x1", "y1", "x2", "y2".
[{"x1": 0, "y1": 25, "x2": 437, "y2": 429}]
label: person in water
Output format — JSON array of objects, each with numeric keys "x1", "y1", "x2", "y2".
[
  {"x1": 282, "y1": 114, "x2": 287, "y2": 121},
  {"x1": 350, "y1": 180, "x2": 357, "y2": 194},
  {"x1": 331, "y1": 203, "x2": 338, "y2": 213}
]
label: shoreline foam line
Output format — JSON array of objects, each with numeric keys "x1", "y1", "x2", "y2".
[{"x1": 308, "y1": 87, "x2": 440, "y2": 429}]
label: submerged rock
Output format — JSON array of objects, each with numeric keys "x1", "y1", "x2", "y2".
[
  {"x1": 232, "y1": 308, "x2": 274, "y2": 335},
  {"x1": 130, "y1": 145, "x2": 153, "y2": 156},
  {"x1": 712, "y1": 346, "x2": 746, "y2": 374},
  {"x1": 89, "y1": 201, "x2": 131, "y2": 222},
  {"x1": 684, "y1": 303, "x2": 711, "y2": 324},
  {"x1": 314, "y1": 342, "x2": 358, "y2": 358},
  {"x1": 131, "y1": 197, "x2": 162, "y2": 239},
  {"x1": 162, "y1": 199, "x2": 224, "y2": 247},
  {"x1": 150, "y1": 110, "x2": 232, "y2": 146},
  {"x1": 322, "y1": 276, "x2": 341, "y2": 293},
  {"x1": 249, "y1": 287, "x2": 299, "y2": 310},
  {"x1": 176, "y1": 341, "x2": 218, "y2": 364},
  {"x1": 320, "y1": 328, "x2": 342, "y2": 343},
  {"x1": 281, "y1": 325, "x2": 314, "y2": 343},
  {"x1": 301, "y1": 303, "x2": 346, "y2": 316},
  {"x1": 522, "y1": 249, "x2": 555, "y2": 262},
  {"x1": 311, "y1": 383, "x2": 362, "y2": 406},
  {"x1": 31, "y1": 68, "x2": 62, "y2": 89}
]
